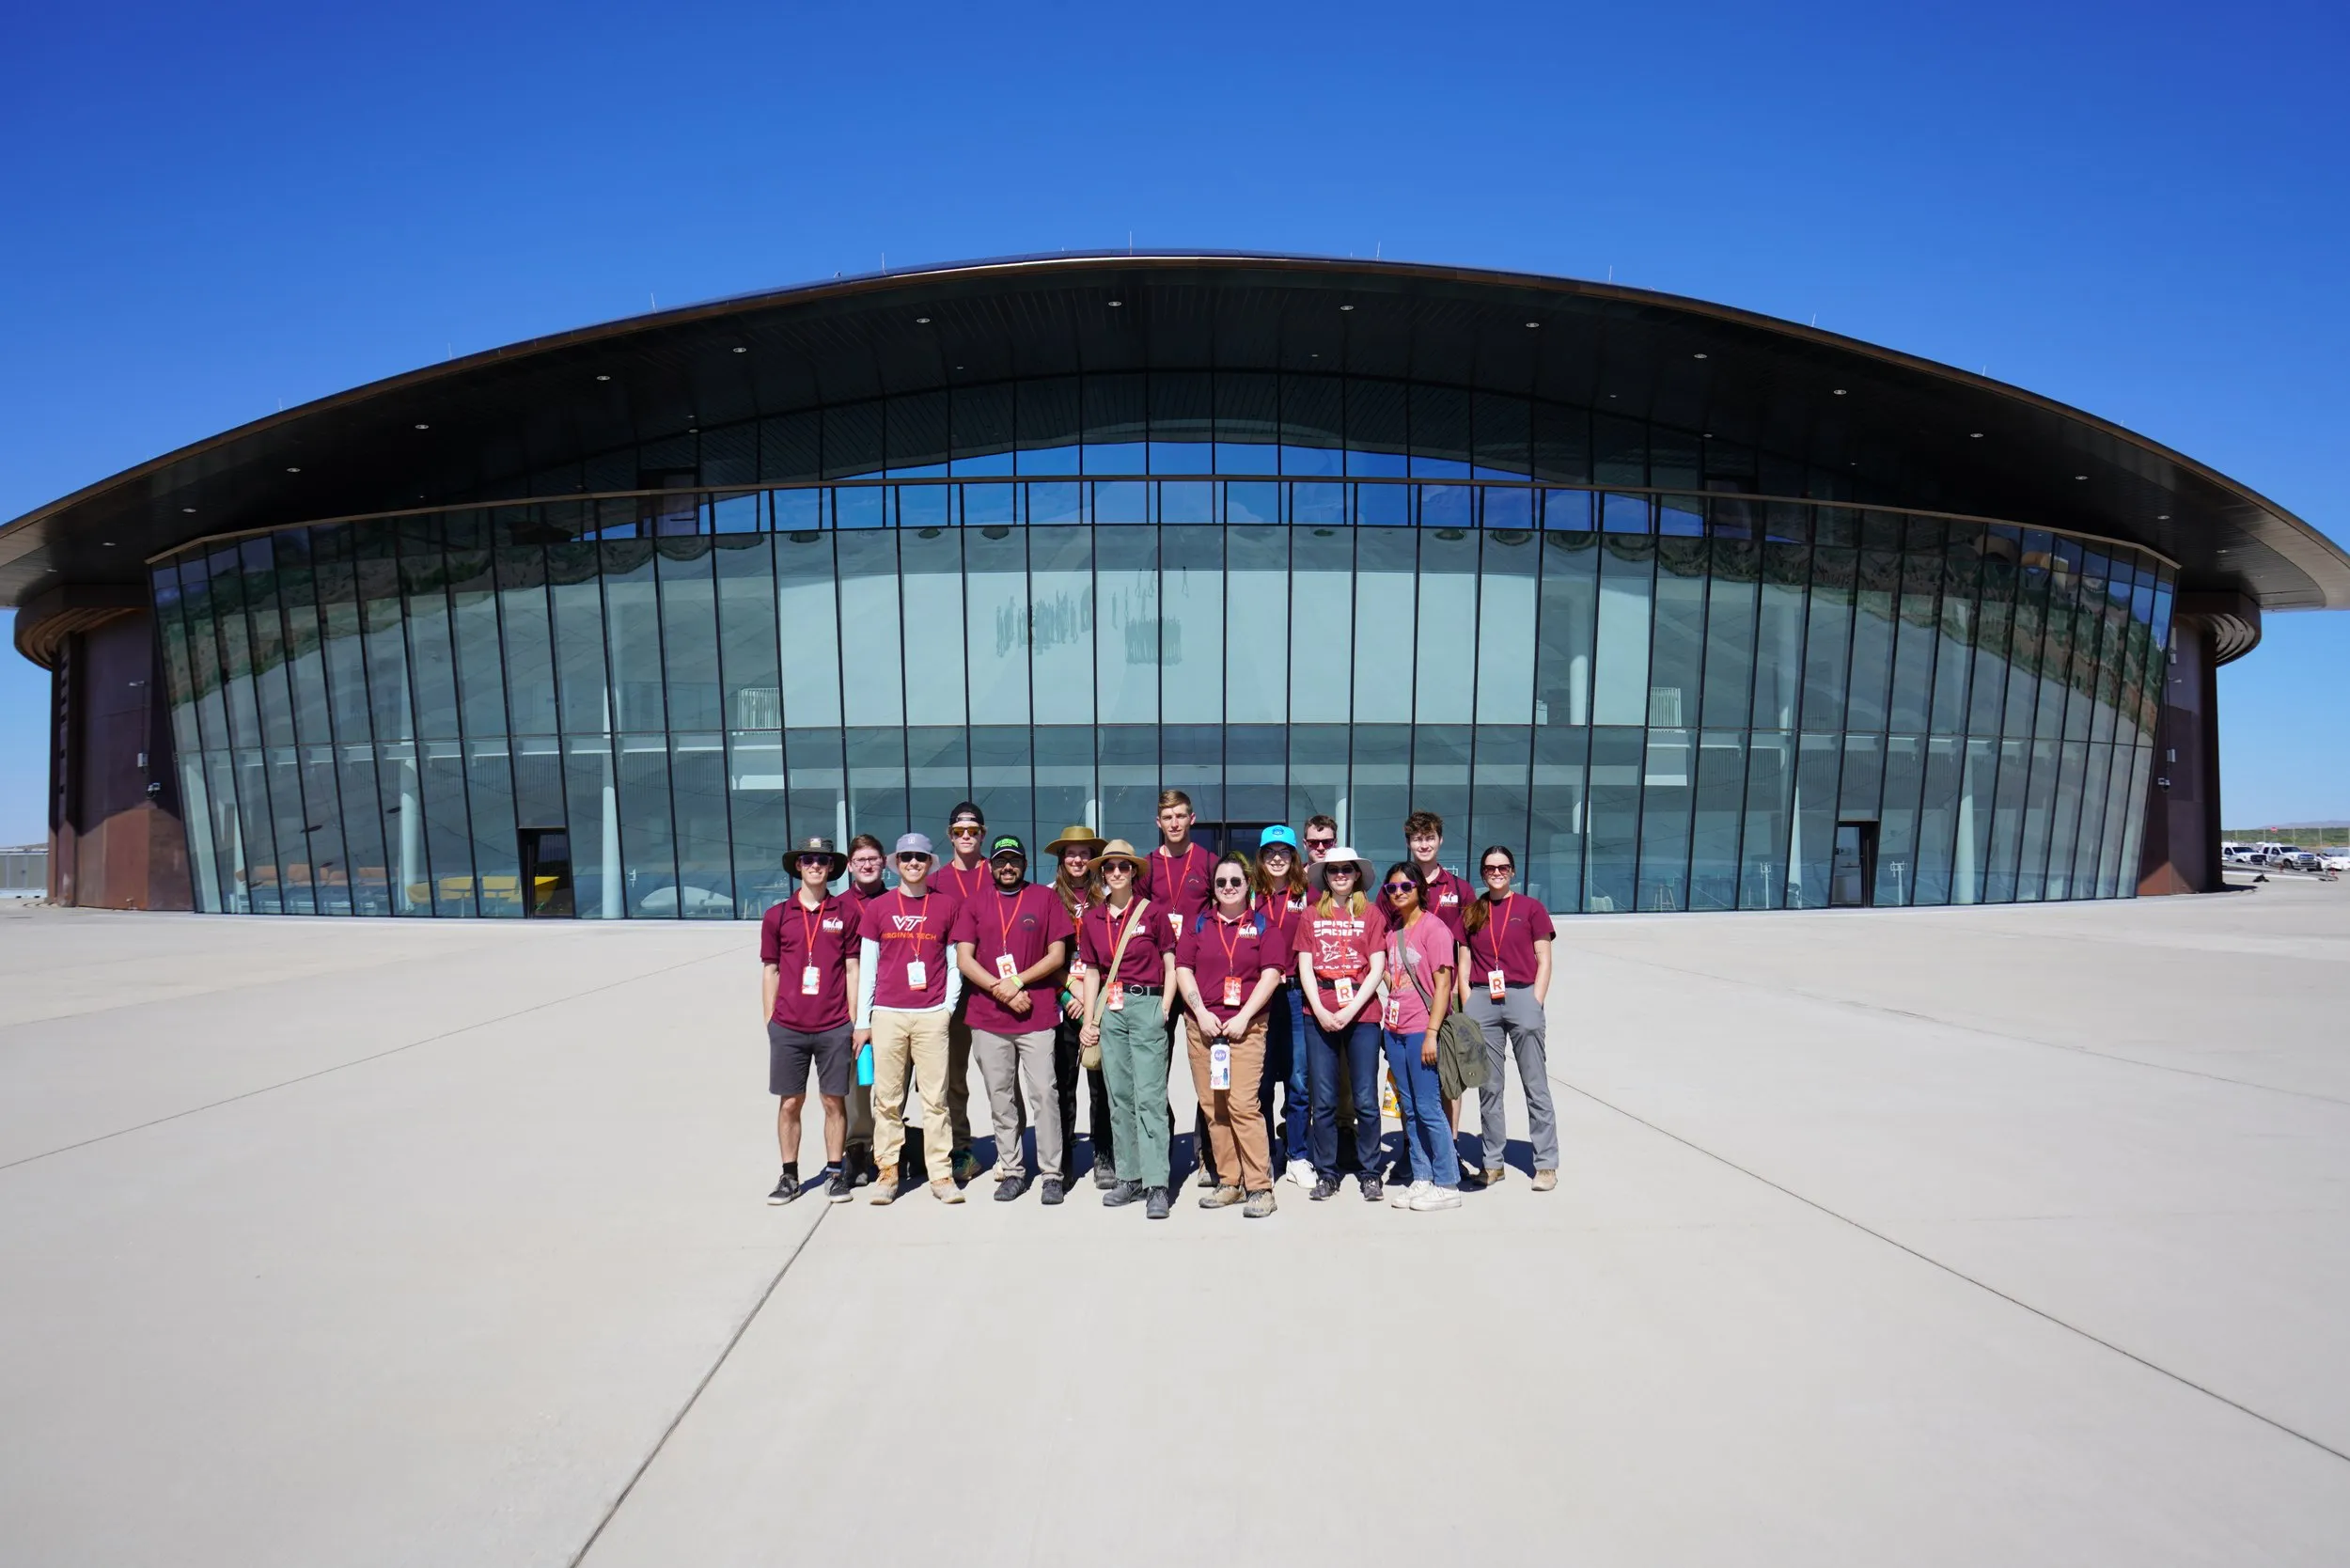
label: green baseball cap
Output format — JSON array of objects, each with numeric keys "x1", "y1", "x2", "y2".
[{"x1": 988, "y1": 834, "x2": 1026, "y2": 861}]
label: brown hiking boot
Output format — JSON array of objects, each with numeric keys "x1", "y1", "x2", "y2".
[
  {"x1": 1531, "y1": 1169, "x2": 1558, "y2": 1193},
  {"x1": 1198, "y1": 1184, "x2": 1244, "y2": 1210},
  {"x1": 1481, "y1": 1168, "x2": 1506, "y2": 1186},
  {"x1": 931, "y1": 1178, "x2": 965, "y2": 1204}
]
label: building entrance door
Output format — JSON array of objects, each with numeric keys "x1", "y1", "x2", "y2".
[
  {"x1": 519, "y1": 827, "x2": 576, "y2": 917},
  {"x1": 1829, "y1": 823, "x2": 1877, "y2": 908}
]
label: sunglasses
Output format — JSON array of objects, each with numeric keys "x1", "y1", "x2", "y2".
[
  {"x1": 1305, "y1": 839, "x2": 1335, "y2": 849},
  {"x1": 948, "y1": 824, "x2": 982, "y2": 837},
  {"x1": 1324, "y1": 866, "x2": 1356, "y2": 878},
  {"x1": 1384, "y1": 883, "x2": 1418, "y2": 898},
  {"x1": 1212, "y1": 875, "x2": 1247, "y2": 889},
  {"x1": 795, "y1": 855, "x2": 833, "y2": 868},
  {"x1": 1482, "y1": 862, "x2": 1513, "y2": 874},
  {"x1": 895, "y1": 853, "x2": 931, "y2": 865}
]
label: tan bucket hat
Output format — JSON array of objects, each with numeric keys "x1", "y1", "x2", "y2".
[
  {"x1": 1044, "y1": 823, "x2": 1107, "y2": 858},
  {"x1": 1088, "y1": 838, "x2": 1147, "y2": 874}
]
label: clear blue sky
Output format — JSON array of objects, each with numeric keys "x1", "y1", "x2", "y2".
[{"x1": 4, "y1": 0, "x2": 2343, "y2": 844}]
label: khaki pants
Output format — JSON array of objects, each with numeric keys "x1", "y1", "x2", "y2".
[
  {"x1": 974, "y1": 1026, "x2": 1062, "y2": 1181},
  {"x1": 870, "y1": 1009, "x2": 952, "y2": 1182},
  {"x1": 1185, "y1": 1013, "x2": 1271, "y2": 1193}
]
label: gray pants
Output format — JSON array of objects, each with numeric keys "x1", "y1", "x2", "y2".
[
  {"x1": 1468, "y1": 986, "x2": 1558, "y2": 1172},
  {"x1": 973, "y1": 1026, "x2": 1063, "y2": 1182}
]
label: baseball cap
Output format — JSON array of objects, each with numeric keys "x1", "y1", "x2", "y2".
[
  {"x1": 892, "y1": 832, "x2": 935, "y2": 860},
  {"x1": 988, "y1": 834, "x2": 1026, "y2": 861},
  {"x1": 948, "y1": 801, "x2": 985, "y2": 827},
  {"x1": 1258, "y1": 824, "x2": 1301, "y2": 853}
]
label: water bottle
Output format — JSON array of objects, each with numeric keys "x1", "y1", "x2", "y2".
[{"x1": 856, "y1": 1041, "x2": 874, "y2": 1087}]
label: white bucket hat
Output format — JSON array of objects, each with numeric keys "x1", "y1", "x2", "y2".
[{"x1": 1303, "y1": 846, "x2": 1375, "y2": 895}]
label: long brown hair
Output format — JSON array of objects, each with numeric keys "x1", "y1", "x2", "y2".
[
  {"x1": 1461, "y1": 844, "x2": 1514, "y2": 935},
  {"x1": 1054, "y1": 857, "x2": 1100, "y2": 920},
  {"x1": 1255, "y1": 839, "x2": 1308, "y2": 902}
]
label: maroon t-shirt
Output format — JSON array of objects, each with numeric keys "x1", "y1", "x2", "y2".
[
  {"x1": 1143, "y1": 843, "x2": 1214, "y2": 946},
  {"x1": 760, "y1": 892, "x2": 857, "y2": 1031},
  {"x1": 1420, "y1": 864, "x2": 1475, "y2": 941},
  {"x1": 1175, "y1": 908, "x2": 1293, "y2": 1022},
  {"x1": 858, "y1": 886, "x2": 964, "y2": 1011},
  {"x1": 1300, "y1": 897, "x2": 1389, "y2": 1011},
  {"x1": 950, "y1": 882, "x2": 1075, "y2": 1034},
  {"x1": 1462, "y1": 893, "x2": 1556, "y2": 988},
  {"x1": 847, "y1": 879, "x2": 888, "y2": 904},
  {"x1": 1077, "y1": 898, "x2": 1172, "y2": 995},
  {"x1": 934, "y1": 861, "x2": 993, "y2": 907},
  {"x1": 1252, "y1": 889, "x2": 1309, "y2": 982}
]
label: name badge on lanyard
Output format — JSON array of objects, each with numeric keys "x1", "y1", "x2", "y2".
[
  {"x1": 1333, "y1": 974, "x2": 1355, "y2": 1007},
  {"x1": 1382, "y1": 994, "x2": 1401, "y2": 1030},
  {"x1": 801, "y1": 965, "x2": 822, "y2": 996},
  {"x1": 1167, "y1": 911, "x2": 1183, "y2": 938},
  {"x1": 1222, "y1": 974, "x2": 1244, "y2": 1008},
  {"x1": 995, "y1": 952, "x2": 1019, "y2": 981},
  {"x1": 1106, "y1": 980, "x2": 1125, "y2": 1012},
  {"x1": 1489, "y1": 968, "x2": 1508, "y2": 1001},
  {"x1": 906, "y1": 959, "x2": 927, "y2": 991}
]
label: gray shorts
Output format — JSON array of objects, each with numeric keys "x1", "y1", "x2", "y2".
[{"x1": 768, "y1": 1022, "x2": 854, "y2": 1099}]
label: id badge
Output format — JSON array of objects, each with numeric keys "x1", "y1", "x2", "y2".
[
  {"x1": 995, "y1": 953, "x2": 1019, "y2": 981},
  {"x1": 1334, "y1": 975, "x2": 1355, "y2": 1007},
  {"x1": 1209, "y1": 1042, "x2": 1230, "y2": 1090},
  {"x1": 1106, "y1": 980, "x2": 1125, "y2": 1012},
  {"x1": 1071, "y1": 957, "x2": 1088, "y2": 978},
  {"x1": 1382, "y1": 995, "x2": 1401, "y2": 1030},
  {"x1": 1222, "y1": 974, "x2": 1243, "y2": 1008},
  {"x1": 1488, "y1": 968, "x2": 1507, "y2": 1001},
  {"x1": 906, "y1": 959, "x2": 927, "y2": 991},
  {"x1": 1168, "y1": 912, "x2": 1183, "y2": 937},
  {"x1": 801, "y1": 964, "x2": 821, "y2": 996}
]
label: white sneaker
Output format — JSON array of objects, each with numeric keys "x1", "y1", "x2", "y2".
[
  {"x1": 1284, "y1": 1157, "x2": 1314, "y2": 1187},
  {"x1": 1409, "y1": 1185, "x2": 1464, "y2": 1211},
  {"x1": 1391, "y1": 1179, "x2": 1430, "y2": 1209},
  {"x1": 1458, "y1": 1155, "x2": 1481, "y2": 1184}
]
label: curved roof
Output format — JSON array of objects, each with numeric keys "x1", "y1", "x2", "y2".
[{"x1": 6, "y1": 250, "x2": 2344, "y2": 615}]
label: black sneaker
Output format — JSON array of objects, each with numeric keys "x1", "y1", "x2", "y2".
[
  {"x1": 1103, "y1": 1179, "x2": 1145, "y2": 1209},
  {"x1": 995, "y1": 1174, "x2": 1028, "y2": 1202},
  {"x1": 1040, "y1": 1178, "x2": 1065, "y2": 1206},
  {"x1": 846, "y1": 1144, "x2": 874, "y2": 1187},
  {"x1": 1310, "y1": 1175, "x2": 1341, "y2": 1201},
  {"x1": 767, "y1": 1166, "x2": 800, "y2": 1205},
  {"x1": 1359, "y1": 1175, "x2": 1385, "y2": 1204},
  {"x1": 825, "y1": 1165, "x2": 855, "y2": 1203},
  {"x1": 1145, "y1": 1186, "x2": 1171, "y2": 1220}
]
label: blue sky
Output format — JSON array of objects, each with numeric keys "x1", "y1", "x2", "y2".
[{"x1": 3, "y1": 0, "x2": 2343, "y2": 843}]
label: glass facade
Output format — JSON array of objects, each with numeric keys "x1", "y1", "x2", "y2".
[{"x1": 148, "y1": 374, "x2": 2174, "y2": 918}]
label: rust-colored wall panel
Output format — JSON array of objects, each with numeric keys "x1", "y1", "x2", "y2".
[{"x1": 45, "y1": 612, "x2": 194, "y2": 911}]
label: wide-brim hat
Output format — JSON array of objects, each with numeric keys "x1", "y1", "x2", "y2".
[
  {"x1": 1088, "y1": 838, "x2": 1147, "y2": 874},
  {"x1": 785, "y1": 836, "x2": 849, "y2": 878},
  {"x1": 1045, "y1": 823, "x2": 1106, "y2": 858},
  {"x1": 1304, "y1": 846, "x2": 1375, "y2": 894}
]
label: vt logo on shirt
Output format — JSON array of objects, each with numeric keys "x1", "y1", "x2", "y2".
[{"x1": 890, "y1": 915, "x2": 930, "y2": 933}]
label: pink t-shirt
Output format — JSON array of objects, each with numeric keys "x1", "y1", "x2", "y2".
[
  {"x1": 1381, "y1": 912, "x2": 1456, "y2": 1036},
  {"x1": 950, "y1": 883, "x2": 1075, "y2": 1034},
  {"x1": 1301, "y1": 897, "x2": 1388, "y2": 1011},
  {"x1": 858, "y1": 887, "x2": 964, "y2": 1011}
]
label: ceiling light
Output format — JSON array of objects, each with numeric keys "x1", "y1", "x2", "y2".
[
  {"x1": 732, "y1": 346, "x2": 746, "y2": 353},
  {"x1": 182, "y1": 506, "x2": 196, "y2": 513},
  {"x1": 1832, "y1": 388, "x2": 1847, "y2": 396},
  {"x1": 1525, "y1": 321, "x2": 1539, "y2": 328},
  {"x1": 1106, "y1": 300, "x2": 1121, "y2": 308},
  {"x1": 2156, "y1": 513, "x2": 2170, "y2": 521},
  {"x1": 1693, "y1": 353, "x2": 1707, "y2": 359},
  {"x1": 102, "y1": 541, "x2": 115, "y2": 547},
  {"x1": 916, "y1": 317, "x2": 931, "y2": 323},
  {"x1": 1968, "y1": 432, "x2": 1983, "y2": 439},
  {"x1": 2075, "y1": 474, "x2": 2087, "y2": 480},
  {"x1": 596, "y1": 374, "x2": 611, "y2": 382},
  {"x1": 286, "y1": 466, "x2": 301, "y2": 474},
  {"x1": 1340, "y1": 305, "x2": 1354, "y2": 312},
  {"x1": 415, "y1": 423, "x2": 430, "y2": 431}
]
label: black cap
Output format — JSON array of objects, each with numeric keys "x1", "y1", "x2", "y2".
[
  {"x1": 988, "y1": 834, "x2": 1026, "y2": 861},
  {"x1": 948, "y1": 801, "x2": 985, "y2": 828}
]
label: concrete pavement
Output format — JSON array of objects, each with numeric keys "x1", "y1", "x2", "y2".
[{"x1": 1, "y1": 884, "x2": 2346, "y2": 1565}]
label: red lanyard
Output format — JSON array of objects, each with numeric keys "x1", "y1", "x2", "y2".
[
  {"x1": 798, "y1": 896, "x2": 824, "y2": 959},
  {"x1": 994, "y1": 886, "x2": 1025, "y2": 959},
  {"x1": 1104, "y1": 897, "x2": 1146, "y2": 949},
  {"x1": 1214, "y1": 910, "x2": 1247, "y2": 971},
  {"x1": 890, "y1": 890, "x2": 935, "y2": 948},
  {"x1": 1480, "y1": 894, "x2": 1512, "y2": 967}
]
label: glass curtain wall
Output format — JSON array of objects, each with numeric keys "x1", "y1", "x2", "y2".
[{"x1": 151, "y1": 373, "x2": 2173, "y2": 919}]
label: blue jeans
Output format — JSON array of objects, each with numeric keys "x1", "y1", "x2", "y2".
[
  {"x1": 1383, "y1": 1028, "x2": 1456, "y2": 1188},
  {"x1": 1308, "y1": 1012, "x2": 1385, "y2": 1181},
  {"x1": 1267, "y1": 984, "x2": 1310, "y2": 1164}
]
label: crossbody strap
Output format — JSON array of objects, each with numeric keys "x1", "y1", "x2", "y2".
[{"x1": 1085, "y1": 896, "x2": 1152, "y2": 1027}]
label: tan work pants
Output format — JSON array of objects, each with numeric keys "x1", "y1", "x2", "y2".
[
  {"x1": 870, "y1": 1008, "x2": 952, "y2": 1182},
  {"x1": 1184, "y1": 1012, "x2": 1271, "y2": 1193}
]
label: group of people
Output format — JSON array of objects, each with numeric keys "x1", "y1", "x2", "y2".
[{"x1": 758, "y1": 794, "x2": 1560, "y2": 1219}]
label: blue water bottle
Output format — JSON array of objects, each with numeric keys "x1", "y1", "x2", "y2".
[{"x1": 856, "y1": 1040, "x2": 874, "y2": 1087}]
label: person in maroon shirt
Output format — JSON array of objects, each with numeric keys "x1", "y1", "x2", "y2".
[
  {"x1": 1405, "y1": 808, "x2": 1479, "y2": 1170},
  {"x1": 838, "y1": 832, "x2": 889, "y2": 1182},
  {"x1": 1042, "y1": 824, "x2": 1116, "y2": 1188},
  {"x1": 1175, "y1": 852, "x2": 1292, "y2": 1217},
  {"x1": 1455, "y1": 844, "x2": 1559, "y2": 1191},
  {"x1": 1254, "y1": 825, "x2": 1314, "y2": 1187},
  {"x1": 933, "y1": 802, "x2": 993, "y2": 1185},
  {"x1": 1145, "y1": 789, "x2": 1215, "y2": 1184},
  {"x1": 1076, "y1": 839, "x2": 1176, "y2": 1219},
  {"x1": 952, "y1": 834, "x2": 1075, "y2": 1204},
  {"x1": 854, "y1": 834, "x2": 966, "y2": 1204},
  {"x1": 760, "y1": 837, "x2": 862, "y2": 1206}
]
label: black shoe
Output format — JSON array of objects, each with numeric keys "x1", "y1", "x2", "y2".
[
  {"x1": 1091, "y1": 1158, "x2": 1119, "y2": 1190},
  {"x1": 1104, "y1": 1179, "x2": 1145, "y2": 1209},
  {"x1": 1360, "y1": 1175, "x2": 1385, "y2": 1203},
  {"x1": 995, "y1": 1174, "x2": 1028, "y2": 1202},
  {"x1": 1145, "y1": 1186, "x2": 1171, "y2": 1220},
  {"x1": 1040, "y1": 1178, "x2": 1065, "y2": 1206},
  {"x1": 1310, "y1": 1175, "x2": 1341, "y2": 1201},
  {"x1": 825, "y1": 1165, "x2": 855, "y2": 1203},
  {"x1": 846, "y1": 1144, "x2": 874, "y2": 1187},
  {"x1": 767, "y1": 1166, "x2": 800, "y2": 1205}
]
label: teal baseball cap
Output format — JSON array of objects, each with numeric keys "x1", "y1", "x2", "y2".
[{"x1": 1259, "y1": 824, "x2": 1301, "y2": 852}]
